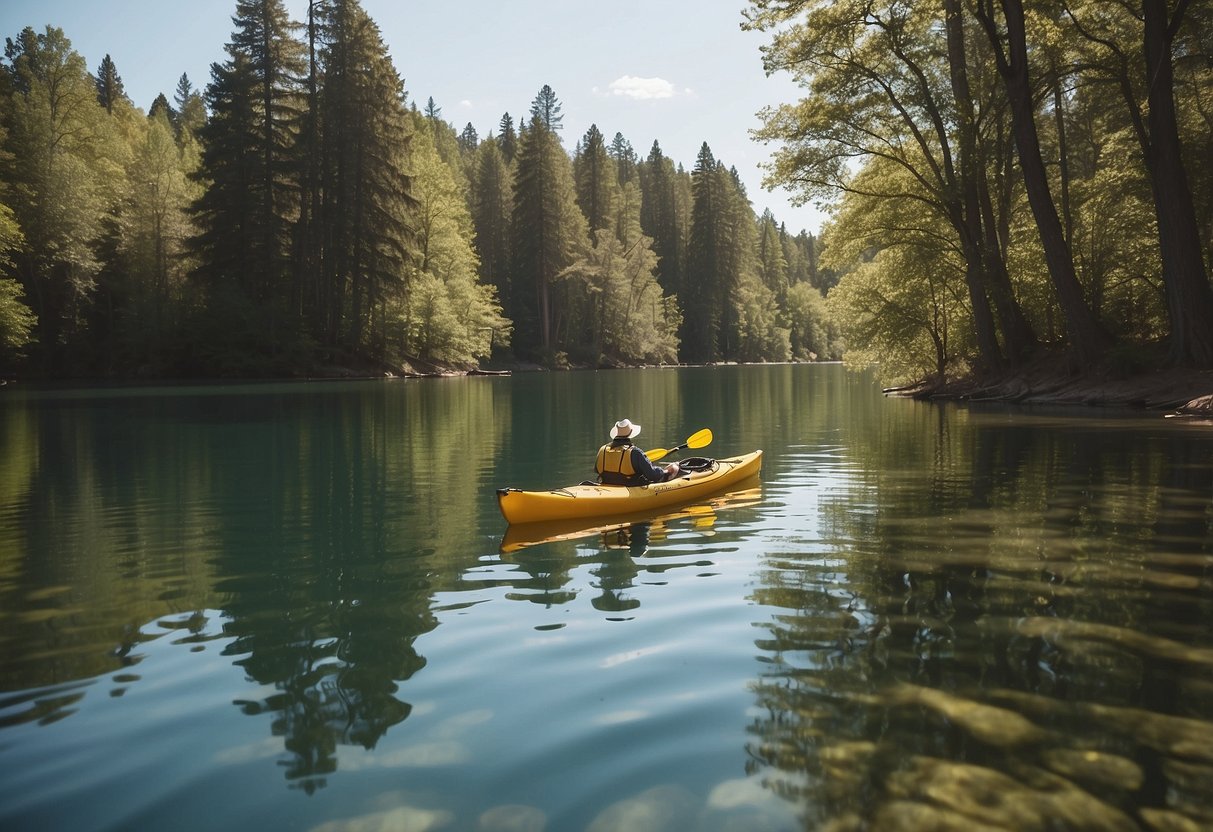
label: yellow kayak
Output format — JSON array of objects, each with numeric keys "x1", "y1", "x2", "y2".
[
  {"x1": 496, "y1": 451, "x2": 763, "y2": 525},
  {"x1": 499, "y1": 479, "x2": 763, "y2": 554}
]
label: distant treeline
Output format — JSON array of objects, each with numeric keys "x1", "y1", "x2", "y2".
[
  {"x1": 0, "y1": 0, "x2": 838, "y2": 379},
  {"x1": 748, "y1": 0, "x2": 1213, "y2": 383}
]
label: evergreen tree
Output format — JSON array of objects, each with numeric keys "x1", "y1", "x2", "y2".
[
  {"x1": 638, "y1": 140, "x2": 686, "y2": 298},
  {"x1": 189, "y1": 0, "x2": 306, "y2": 367},
  {"x1": 472, "y1": 136, "x2": 511, "y2": 306},
  {"x1": 608, "y1": 132, "x2": 637, "y2": 184},
  {"x1": 315, "y1": 0, "x2": 417, "y2": 355},
  {"x1": 510, "y1": 107, "x2": 585, "y2": 358},
  {"x1": 530, "y1": 84, "x2": 563, "y2": 133},
  {"x1": 458, "y1": 122, "x2": 478, "y2": 156},
  {"x1": 148, "y1": 92, "x2": 174, "y2": 122},
  {"x1": 780, "y1": 224, "x2": 808, "y2": 286},
  {"x1": 683, "y1": 143, "x2": 723, "y2": 362},
  {"x1": 574, "y1": 124, "x2": 614, "y2": 233},
  {"x1": 717, "y1": 165, "x2": 761, "y2": 359},
  {"x1": 756, "y1": 210, "x2": 788, "y2": 303},
  {"x1": 174, "y1": 72, "x2": 206, "y2": 139},
  {"x1": 560, "y1": 227, "x2": 678, "y2": 365},
  {"x1": 95, "y1": 53, "x2": 126, "y2": 114},
  {"x1": 424, "y1": 115, "x2": 468, "y2": 190},
  {"x1": 497, "y1": 112, "x2": 517, "y2": 164},
  {"x1": 424, "y1": 96, "x2": 441, "y2": 122}
]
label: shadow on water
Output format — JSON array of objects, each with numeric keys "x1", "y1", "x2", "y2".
[{"x1": 746, "y1": 398, "x2": 1213, "y2": 830}]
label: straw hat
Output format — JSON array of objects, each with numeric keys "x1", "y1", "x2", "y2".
[{"x1": 610, "y1": 418, "x2": 641, "y2": 439}]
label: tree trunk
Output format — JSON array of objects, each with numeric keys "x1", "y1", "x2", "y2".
[
  {"x1": 1142, "y1": 0, "x2": 1213, "y2": 366},
  {"x1": 945, "y1": 0, "x2": 1000, "y2": 370},
  {"x1": 980, "y1": 0, "x2": 1111, "y2": 367}
]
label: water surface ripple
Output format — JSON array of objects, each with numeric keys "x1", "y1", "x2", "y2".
[{"x1": 1, "y1": 366, "x2": 1211, "y2": 831}]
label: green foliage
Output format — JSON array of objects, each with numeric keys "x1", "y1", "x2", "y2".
[
  {"x1": 0, "y1": 203, "x2": 34, "y2": 363},
  {"x1": 821, "y1": 158, "x2": 971, "y2": 381},
  {"x1": 173, "y1": 73, "x2": 206, "y2": 140},
  {"x1": 2, "y1": 25, "x2": 124, "y2": 372},
  {"x1": 683, "y1": 143, "x2": 724, "y2": 362},
  {"x1": 472, "y1": 137, "x2": 511, "y2": 303},
  {"x1": 734, "y1": 270, "x2": 789, "y2": 362},
  {"x1": 0, "y1": 8, "x2": 827, "y2": 378},
  {"x1": 638, "y1": 141, "x2": 688, "y2": 299},
  {"x1": 560, "y1": 228, "x2": 678, "y2": 365},
  {"x1": 530, "y1": 84, "x2": 563, "y2": 133},
  {"x1": 574, "y1": 124, "x2": 614, "y2": 233},
  {"x1": 190, "y1": 0, "x2": 306, "y2": 366},
  {"x1": 784, "y1": 282, "x2": 838, "y2": 360},
  {"x1": 396, "y1": 123, "x2": 508, "y2": 363},
  {"x1": 109, "y1": 111, "x2": 198, "y2": 370},
  {"x1": 509, "y1": 96, "x2": 586, "y2": 357},
  {"x1": 748, "y1": 0, "x2": 1213, "y2": 378},
  {"x1": 0, "y1": 277, "x2": 35, "y2": 359},
  {"x1": 95, "y1": 54, "x2": 126, "y2": 114}
]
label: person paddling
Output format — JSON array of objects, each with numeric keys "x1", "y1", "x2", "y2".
[{"x1": 595, "y1": 419, "x2": 681, "y2": 486}]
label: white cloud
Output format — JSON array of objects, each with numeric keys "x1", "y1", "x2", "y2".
[
  {"x1": 459, "y1": 99, "x2": 474, "y2": 108},
  {"x1": 606, "y1": 75, "x2": 678, "y2": 100}
]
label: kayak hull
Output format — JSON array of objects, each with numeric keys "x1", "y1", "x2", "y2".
[
  {"x1": 499, "y1": 477, "x2": 763, "y2": 554},
  {"x1": 496, "y1": 450, "x2": 762, "y2": 525}
]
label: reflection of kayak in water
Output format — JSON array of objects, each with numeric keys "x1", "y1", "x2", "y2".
[
  {"x1": 496, "y1": 451, "x2": 762, "y2": 526},
  {"x1": 498, "y1": 472, "x2": 764, "y2": 554}
]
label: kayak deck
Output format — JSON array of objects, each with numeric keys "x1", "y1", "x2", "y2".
[{"x1": 496, "y1": 450, "x2": 762, "y2": 525}]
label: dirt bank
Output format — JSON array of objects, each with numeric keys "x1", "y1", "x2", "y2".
[{"x1": 890, "y1": 363, "x2": 1213, "y2": 418}]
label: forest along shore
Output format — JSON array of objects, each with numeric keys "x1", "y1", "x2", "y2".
[{"x1": 889, "y1": 363, "x2": 1213, "y2": 417}]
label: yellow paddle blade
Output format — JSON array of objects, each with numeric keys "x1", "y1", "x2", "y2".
[{"x1": 646, "y1": 428, "x2": 712, "y2": 462}]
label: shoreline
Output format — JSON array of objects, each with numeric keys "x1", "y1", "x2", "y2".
[
  {"x1": 7, "y1": 360, "x2": 1211, "y2": 420},
  {"x1": 888, "y1": 364, "x2": 1213, "y2": 418}
]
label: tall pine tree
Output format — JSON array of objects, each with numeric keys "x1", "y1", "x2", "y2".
[
  {"x1": 510, "y1": 94, "x2": 585, "y2": 358},
  {"x1": 574, "y1": 124, "x2": 614, "y2": 233},
  {"x1": 472, "y1": 136, "x2": 512, "y2": 308},
  {"x1": 683, "y1": 143, "x2": 723, "y2": 362},
  {"x1": 190, "y1": 0, "x2": 305, "y2": 366},
  {"x1": 314, "y1": 0, "x2": 417, "y2": 356},
  {"x1": 95, "y1": 54, "x2": 126, "y2": 114}
]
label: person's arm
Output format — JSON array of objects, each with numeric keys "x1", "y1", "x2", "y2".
[{"x1": 630, "y1": 447, "x2": 669, "y2": 483}]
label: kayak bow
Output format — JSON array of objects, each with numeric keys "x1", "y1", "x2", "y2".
[{"x1": 496, "y1": 450, "x2": 762, "y2": 525}]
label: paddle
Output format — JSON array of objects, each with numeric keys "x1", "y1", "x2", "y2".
[{"x1": 646, "y1": 428, "x2": 713, "y2": 462}]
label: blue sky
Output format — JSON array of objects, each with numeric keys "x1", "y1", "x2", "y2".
[{"x1": 1, "y1": 0, "x2": 827, "y2": 235}]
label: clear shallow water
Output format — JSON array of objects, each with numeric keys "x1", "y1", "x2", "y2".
[{"x1": 1, "y1": 365, "x2": 1211, "y2": 831}]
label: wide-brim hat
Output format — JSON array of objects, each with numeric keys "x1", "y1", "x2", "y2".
[{"x1": 610, "y1": 418, "x2": 641, "y2": 439}]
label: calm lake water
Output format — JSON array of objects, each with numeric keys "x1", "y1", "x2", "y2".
[{"x1": 1, "y1": 364, "x2": 1211, "y2": 831}]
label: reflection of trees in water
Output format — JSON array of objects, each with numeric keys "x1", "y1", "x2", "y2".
[
  {"x1": 747, "y1": 407, "x2": 1213, "y2": 829},
  {"x1": 225, "y1": 598, "x2": 429, "y2": 793},
  {"x1": 0, "y1": 394, "x2": 224, "y2": 698},
  {"x1": 208, "y1": 385, "x2": 504, "y2": 792},
  {"x1": 0, "y1": 380, "x2": 506, "y2": 751}
]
